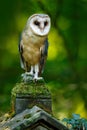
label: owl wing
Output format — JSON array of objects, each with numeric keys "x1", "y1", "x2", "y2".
[
  {"x1": 39, "y1": 38, "x2": 49, "y2": 75},
  {"x1": 19, "y1": 35, "x2": 25, "y2": 69}
]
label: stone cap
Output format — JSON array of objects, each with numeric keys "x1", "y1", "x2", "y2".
[
  {"x1": 0, "y1": 106, "x2": 68, "y2": 130},
  {"x1": 11, "y1": 81, "x2": 52, "y2": 114}
]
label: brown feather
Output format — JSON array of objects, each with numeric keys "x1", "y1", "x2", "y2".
[{"x1": 20, "y1": 29, "x2": 47, "y2": 72}]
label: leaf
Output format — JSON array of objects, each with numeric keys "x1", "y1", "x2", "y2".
[
  {"x1": 84, "y1": 122, "x2": 87, "y2": 129},
  {"x1": 62, "y1": 118, "x2": 69, "y2": 123},
  {"x1": 69, "y1": 119, "x2": 75, "y2": 124},
  {"x1": 72, "y1": 114, "x2": 80, "y2": 120}
]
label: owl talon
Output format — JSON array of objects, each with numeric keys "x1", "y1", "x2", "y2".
[
  {"x1": 25, "y1": 72, "x2": 34, "y2": 76},
  {"x1": 21, "y1": 72, "x2": 34, "y2": 82},
  {"x1": 33, "y1": 77, "x2": 43, "y2": 81},
  {"x1": 21, "y1": 72, "x2": 33, "y2": 77}
]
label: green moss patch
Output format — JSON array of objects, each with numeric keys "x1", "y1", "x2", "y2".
[{"x1": 11, "y1": 81, "x2": 50, "y2": 97}]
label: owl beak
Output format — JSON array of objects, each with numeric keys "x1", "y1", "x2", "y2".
[
  {"x1": 40, "y1": 23, "x2": 44, "y2": 32},
  {"x1": 40, "y1": 28, "x2": 44, "y2": 33}
]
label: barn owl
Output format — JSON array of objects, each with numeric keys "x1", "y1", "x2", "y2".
[{"x1": 19, "y1": 14, "x2": 51, "y2": 81}]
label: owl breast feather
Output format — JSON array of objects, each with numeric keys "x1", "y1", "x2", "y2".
[
  {"x1": 22, "y1": 31, "x2": 47, "y2": 66},
  {"x1": 23, "y1": 43, "x2": 41, "y2": 65}
]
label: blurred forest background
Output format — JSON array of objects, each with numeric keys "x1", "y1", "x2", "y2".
[{"x1": 0, "y1": 0, "x2": 87, "y2": 119}]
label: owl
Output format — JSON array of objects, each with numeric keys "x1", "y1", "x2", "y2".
[{"x1": 19, "y1": 14, "x2": 51, "y2": 80}]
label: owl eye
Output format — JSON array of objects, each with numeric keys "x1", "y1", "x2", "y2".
[
  {"x1": 44, "y1": 21, "x2": 48, "y2": 26},
  {"x1": 34, "y1": 21, "x2": 40, "y2": 26}
]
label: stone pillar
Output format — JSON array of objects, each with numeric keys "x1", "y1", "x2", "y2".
[{"x1": 11, "y1": 79, "x2": 52, "y2": 115}]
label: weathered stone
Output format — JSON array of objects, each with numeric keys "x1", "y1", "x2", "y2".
[
  {"x1": 0, "y1": 76, "x2": 69, "y2": 130},
  {"x1": 11, "y1": 81, "x2": 52, "y2": 114},
  {"x1": 30, "y1": 126, "x2": 48, "y2": 130},
  {"x1": 15, "y1": 94, "x2": 52, "y2": 114},
  {"x1": 0, "y1": 106, "x2": 69, "y2": 130}
]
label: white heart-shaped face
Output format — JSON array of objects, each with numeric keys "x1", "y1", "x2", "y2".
[{"x1": 26, "y1": 14, "x2": 51, "y2": 36}]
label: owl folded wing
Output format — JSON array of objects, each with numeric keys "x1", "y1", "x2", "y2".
[
  {"x1": 39, "y1": 38, "x2": 49, "y2": 75},
  {"x1": 19, "y1": 35, "x2": 25, "y2": 69}
]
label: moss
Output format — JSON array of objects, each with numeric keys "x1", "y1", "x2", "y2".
[
  {"x1": 23, "y1": 114, "x2": 31, "y2": 119},
  {"x1": 11, "y1": 81, "x2": 50, "y2": 97},
  {"x1": 11, "y1": 80, "x2": 51, "y2": 113}
]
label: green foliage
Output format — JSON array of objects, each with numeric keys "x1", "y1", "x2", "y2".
[{"x1": 63, "y1": 114, "x2": 87, "y2": 130}]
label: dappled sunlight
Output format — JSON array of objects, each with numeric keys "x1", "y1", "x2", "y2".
[
  {"x1": 75, "y1": 100, "x2": 87, "y2": 118},
  {"x1": 48, "y1": 28, "x2": 67, "y2": 61}
]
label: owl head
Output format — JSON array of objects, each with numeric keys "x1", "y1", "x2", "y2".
[{"x1": 26, "y1": 14, "x2": 51, "y2": 36}]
